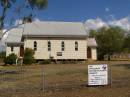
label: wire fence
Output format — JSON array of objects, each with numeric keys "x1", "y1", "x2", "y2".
[
  {"x1": 0, "y1": 64, "x2": 88, "y2": 96},
  {"x1": 0, "y1": 64, "x2": 130, "y2": 97},
  {"x1": 0, "y1": 65, "x2": 43, "y2": 97}
]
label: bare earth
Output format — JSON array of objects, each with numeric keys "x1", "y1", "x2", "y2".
[{"x1": 0, "y1": 61, "x2": 130, "y2": 97}]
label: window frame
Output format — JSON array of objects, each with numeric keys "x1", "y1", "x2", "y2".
[
  {"x1": 61, "y1": 41, "x2": 65, "y2": 51},
  {"x1": 34, "y1": 41, "x2": 37, "y2": 51},
  {"x1": 11, "y1": 46, "x2": 14, "y2": 52},
  {"x1": 48, "y1": 41, "x2": 51, "y2": 51},
  {"x1": 75, "y1": 41, "x2": 78, "y2": 51}
]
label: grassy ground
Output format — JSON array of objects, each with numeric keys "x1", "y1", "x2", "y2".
[{"x1": 0, "y1": 61, "x2": 130, "y2": 97}]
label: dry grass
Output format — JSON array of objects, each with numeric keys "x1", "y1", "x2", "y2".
[{"x1": 0, "y1": 61, "x2": 130, "y2": 97}]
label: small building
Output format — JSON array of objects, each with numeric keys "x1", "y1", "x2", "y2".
[
  {"x1": 104, "y1": 53, "x2": 130, "y2": 61},
  {"x1": 6, "y1": 21, "x2": 97, "y2": 61},
  {"x1": 87, "y1": 38, "x2": 97, "y2": 60},
  {"x1": 110, "y1": 53, "x2": 130, "y2": 61}
]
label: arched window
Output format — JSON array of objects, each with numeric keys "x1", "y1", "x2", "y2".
[
  {"x1": 48, "y1": 41, "x2": 51, "y2": 51},
  {"x1": 61, "y1": 41, "x2": 65, "y2": 51},
  {"x1": 75, "y1": 41, "x2": 78, "y2": 51},
  {"x1": 34, "y1": 41, "x2": 37, "y2": 51}
]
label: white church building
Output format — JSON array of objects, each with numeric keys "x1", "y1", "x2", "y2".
[{"x1": 6, "y1": 21, "x2": 97, "y2": 61}]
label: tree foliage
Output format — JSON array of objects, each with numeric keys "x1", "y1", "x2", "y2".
[
  {"x1": 123, "y1": 35, "x2": 130, "y2": 50},
  {"x1": 89, "y1": 29, "x2": 97, "y2": 38},
  {"x1": 0, "y1": 0, "x2": 48, "y2": 33},
  {"x1": 90, "y1": 27, "x2": 125, "y2": 60},
  {"x1": 0, "y1": 51, "x2": 6, "y2": 59},
  {"x1": 23, "y1": 48, "x2": 35, "y2": 64},
  {"x1": 28, "y1": 0, "x2": 48, "y2": 9}
]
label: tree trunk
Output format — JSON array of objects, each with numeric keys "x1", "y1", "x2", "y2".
[{"x1": 0, "y1": 1, "x2": 8, "y2": 39}]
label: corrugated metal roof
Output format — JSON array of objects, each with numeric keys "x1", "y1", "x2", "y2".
[
  {"x1": 23, "y1": 21, "x2": 87, "y2": 36},
  {"x1": 6, "y1": 27, "x2": 23, "y2": 43},
  {"x1": 6, "y1": 21, "x2": 87, "y2": 43},
  {"x1": 87, "y1": 38, "x2": 97, "y2": 47}
]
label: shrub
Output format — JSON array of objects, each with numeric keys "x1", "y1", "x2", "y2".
[
  {"x1": 4, "y1": 53, "x2": 17, "y2": 65},
  {"x1": 0, "y1": 51, "x2": 6, "y2": 63},
  {"x1": 23, "y1": 48, "x2": 35, "y2": 64},
  {"x1": 39, "y1": 59, "x2": 51, "y2": 64}
]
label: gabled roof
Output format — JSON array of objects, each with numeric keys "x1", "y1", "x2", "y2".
[
  {"x1": 6, "y1": 21, "x2": 88, "y2": 43},
  {"x1": 6, "y1": 27, "x2": 23, "y2": 43},
  {"x1": 87, "y1": 38, "x2": 97, "y2": 47},
  {"x1": 22, "y1": 21, "x2": 87, "y2": 37}
]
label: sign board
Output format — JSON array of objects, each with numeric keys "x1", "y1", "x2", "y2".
[
  {"x1": 88, "y1": 64, "x2": 108, "y2": 86},
  {"x1": 57, "y1": 52, "x2": 62, "y2": 56}
]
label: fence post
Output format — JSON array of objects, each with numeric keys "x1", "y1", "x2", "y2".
[
  {"x1": 41, "y1": 65, "x2": 45, "y2": 94},
  {"x1": 109, "y1": 64, "x2": 112, "y2": 87}
]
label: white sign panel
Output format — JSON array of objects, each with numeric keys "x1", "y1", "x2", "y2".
[{"x1": 88, "y1": 64, "x2": 108, "y2": 86}]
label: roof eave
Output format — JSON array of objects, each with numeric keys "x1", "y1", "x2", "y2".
[
  {"x1": 6, "y1": 42, "x2": 24, "y2": 46},
  {"x1": 22, "y1": 35, "x2": 87, "y2": 38}
]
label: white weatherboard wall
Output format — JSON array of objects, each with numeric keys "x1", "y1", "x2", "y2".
[
  {"x1": 24, "y1": 38, "x2": 87, "y2": 60},
  {"x1": 91, "y1": 47, "x2": 97, "y2": 60},
  {"x1": 6, "y1": 47, "x2": 19, "y2": 57}
]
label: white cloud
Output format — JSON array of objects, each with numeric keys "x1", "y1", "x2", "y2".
[
  {"x1": 108, "y1": 17, "x2": 130, "y2": 31},
  {"x1": 105, "y1": 7, "x2": 110, "y2": 12},
  {"x1": 84, "y1": 18, "x2": 108, "y2": 31},
  {"x1": 15, "y1": 18, "x2": 42, "y2": 25},
  {"x1": 15, "y1": 19, "x2": 23, "y2": 26},
  {"x1": 84, "y1": 16, "x2": 130, "y2": 31},
  {"x1": 34, "y1": 18, "x2": 41, "y2": 22}
]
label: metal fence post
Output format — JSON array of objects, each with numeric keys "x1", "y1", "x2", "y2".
[{"x1": 41, "y1": 65, "x2": 45, "y2": 94}]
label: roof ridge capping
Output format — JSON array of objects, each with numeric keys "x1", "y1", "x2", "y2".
[{"x1": 33, "y1": 20, "x2": 83, "y2": 24}]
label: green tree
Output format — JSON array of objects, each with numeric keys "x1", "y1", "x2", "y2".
[
  {"x1": 93, "y1": 27, "x2": 125, "y2": 60},
  {"x1": 123, "y1": 35, "x2": 130, "y2": 50},
  {"x1": 23, "y1": 48, "x2": 35, "y2": 64},
  {"x1": 0, "y1": 51, "x2": 6, "y2": 59},
  {"x1": 28, "y1": 0, "x2": 48, "y2": 9},
  {"x1": 89, "y1": 30, "x2": 97, "y2": 38},
  {"x1": 0, "y1": 0, "x2": 48, "y2": 38}
]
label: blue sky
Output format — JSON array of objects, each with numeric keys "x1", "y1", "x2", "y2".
[
  {"x1": 1, "y1": 0, "x2": 130, "y2": 33},
  {"x1": 1, "y1": 0, "x2": 130, "y2": 51},
  {"x1": 1, "y1": 0, "x2": 130, "y2": 23},
  {"x1": 36, "y1": 0, "x2": 130, "y2": 22}
]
